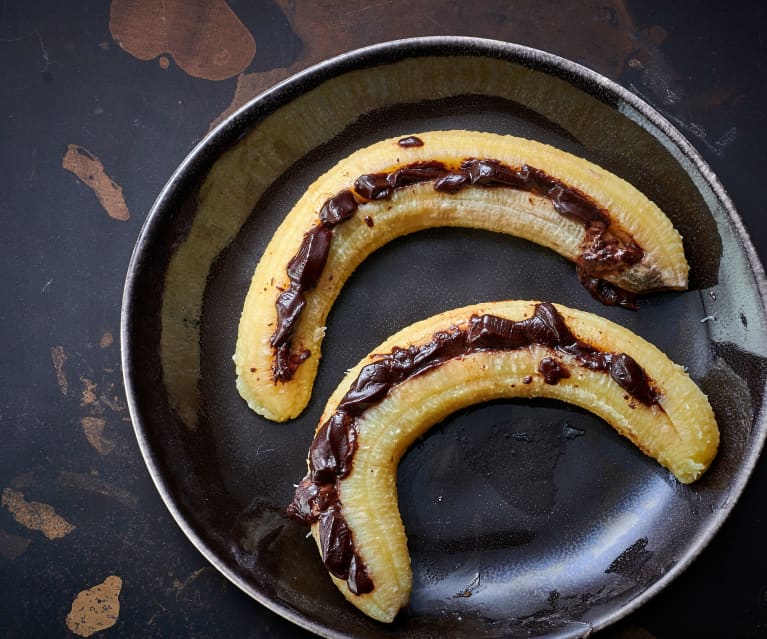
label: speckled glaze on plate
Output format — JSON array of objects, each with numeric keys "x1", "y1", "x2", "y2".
[{"x1": 121, "y1": 37, "x2": 767, "y2": 638}]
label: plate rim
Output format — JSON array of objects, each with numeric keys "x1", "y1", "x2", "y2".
[{"x1": 121, "y1": 35, "x2": 767, "y2": 638}]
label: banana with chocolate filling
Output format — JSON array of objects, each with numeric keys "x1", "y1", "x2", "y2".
[
  {"x1": 288, "y1": 300, "x2": 717, "y2": 623},
  {"x1": 234, "y1": 131, "x2": 689, "y2": 421}
]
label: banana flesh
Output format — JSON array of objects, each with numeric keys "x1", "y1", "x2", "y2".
[
  {"x1": 288, "y1": 300, "x2": 718, "y2": 622},
  {"x1": 234, "y1": 130, "x2": 690, "y2": 422}
]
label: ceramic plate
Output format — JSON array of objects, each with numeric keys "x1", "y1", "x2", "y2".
[{"x1": 122, "y1": 37, "x2": 767, "y2": 638}]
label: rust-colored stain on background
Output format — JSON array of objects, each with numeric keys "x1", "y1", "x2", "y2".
[
  {"x1": 1, "y1": 488, "x2": 75, "y2": 539},
  {"x1": 81, "y1": 376, "x2": 98, "y2": 407},
  {"x1": 79, "y1": 374, "x2": 126, "y2": 455},
  {"x1": 51, "y1": 345, "x2": 68, "y2": 395},
  {"x1": 62, "y1": 145, "x2": 131, "y2": 221},
  {"x1": 210, "y1": 0, "x2": 643, "y2": 130},
  {"x1": 99, "y1": 331, "x2": 114, "y2": 349},
  {"x1": 109, "y1": 0, "x2": 256, "y2": 80},
  {"x1": 80, "y1": 416, "x2": 116, "y2": 455},
  {"x1": 79, "y1": 376, "x2": 126, "y2": 415},
  {"x1": 51, "y1": 335, "x2": 128, "y2": 457},
  {"x1": 66, "y1": 575, "x2": 123, "y2": 637}
]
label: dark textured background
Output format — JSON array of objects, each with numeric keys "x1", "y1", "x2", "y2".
[{"x1": 1, "y1": 1, "x2": 765, "y2": 637}]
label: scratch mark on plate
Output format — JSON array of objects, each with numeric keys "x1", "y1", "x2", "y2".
[{"x1": 452, "y1": 571, "x2": 481, "y2": 598}]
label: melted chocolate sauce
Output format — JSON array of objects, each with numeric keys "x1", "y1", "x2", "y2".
[
  {"x1": 539, "y1": 356, "x2": 571, "y2": 384},
  {"x1": 398, "y1": 135, "x2": 424, "y2": 147},
  {"x1": 288, "y1": 303, "x2": 660, "y2": 593},
  {"x1": 576, "y1": 266, "x2": 639, "y2": 310},
  {"x1": 269, "y1": 152, "x2": 645, "y2": 382}
]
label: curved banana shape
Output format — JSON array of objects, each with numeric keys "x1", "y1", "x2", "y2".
[
  {"x1": 287, "y1": 300, "x2": 718, "y2": 623},
  {"x1": 235, "y1": 130, "x2": 689, "y2": 421}
]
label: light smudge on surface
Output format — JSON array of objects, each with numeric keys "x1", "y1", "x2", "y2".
[
  {"x1": 51, "y1": 345, "x2": 68, "y2": 395},
  {"x1": 80, "y1": 416, "x2": 116, "y2": 455},
  {"x1": 57, "y1": 471, "x2": 138, "y2": 508},
  {"x1": 1, "y1": 488, "x2": 75, "y2": 539},
  {"x1": 62, "y1": 144, "x2": 131, "y2": 221},
  {"x1": 0, "y1": 529, "x2": 32, "y2": 560},
  {"x1": 9, "y1": 472, "x2": 36, "y2": 490},
  {"x1": 109, "y1": 0, "x2": 255, "y2": 80},
  {"x1": 66, "y1": 575, "x2": 122, "y2": 637},
  {"x1": 171, "y1": 566, "x2": 212, "y2": 603}
]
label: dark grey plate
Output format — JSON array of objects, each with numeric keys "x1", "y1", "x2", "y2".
[{"x1": 121, "y1": 37, "x2": 767, "y2": 638}]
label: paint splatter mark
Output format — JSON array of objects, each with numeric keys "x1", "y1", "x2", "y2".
[
  {"x1": 211, "y1": 0, "x2": 642, "y2": 131},
  {"x1": 62, "y1": 145, "x2": 130, "y2": 221},
  {"x1": 109, "y1": 0, "x2": 256, "y2": 81},
  {"x1": 80, "y1": 376, "x2": 98, "y2": 407},
  {"x1": 80, "y1": 377, "x2": 126, "y2": 414},
  {"x1": 58, "y1": 471, "x2": 138, "y2": 508},
  {"x1": 99, "y1": 331, "x2": 114, "y2": 349},
  {"x1": 77, "y1": 375, "x2": 127, "y2": 455},
  {"x1": 51, "y1": 345, "x2": 68, "y2": 396},
  {"x1": 0, "y1": 529, "x2": 32, "y2": 560},
  {"x1": 158, "y1": 55, "x2": 170, "y2": 69},
  {"x1": 66, "y1": 575, "x2": 122, "y2": 637},
  {"x1": 80, "y1": 417, "x2": 116, "y2": 455},
  {"x1": 1, "y1": 488, "x2": 75, "y2": 539}
]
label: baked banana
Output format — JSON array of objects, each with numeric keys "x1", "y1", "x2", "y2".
[
  {"x1": 287, "y1": 300, "x2": 718, "y2": 622},
  {"x1": 234, "y1": 130, "x2": 689, "y2": 421}
]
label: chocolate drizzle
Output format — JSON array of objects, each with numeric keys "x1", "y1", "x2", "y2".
[
  {"x1": 397, "y1": 135, "x2": 424, "y2": 147},
  {"x1": 270, "y1": 192, "x2": 357, "y2": 381},
  {"x1": 269, "y1": 153, "x2": 645, "y2": 382},
  {"x1": 288, "y1": 303, "x2": 660, "y2": 594},
  {"x1": 577, "y1": 266, "x2": 638, "y2": 310}
]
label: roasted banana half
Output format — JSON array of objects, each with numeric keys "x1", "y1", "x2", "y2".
[
  {"x1": 234, "y1": 130, "x2": 689, "y2": 422},
  {"x1": 287, "y1": 300, "x2": 718, "y2": 623}
]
